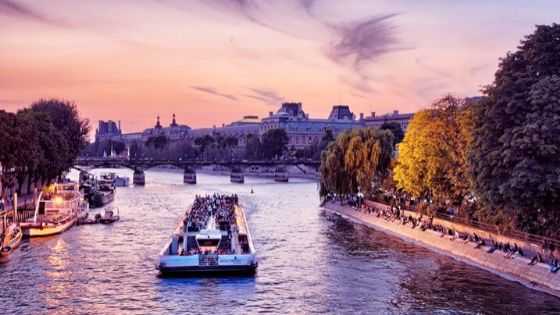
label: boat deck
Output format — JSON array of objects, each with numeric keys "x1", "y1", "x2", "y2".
[{"x1": 158, "y1": 194, "x2": 257, "y2": 275}]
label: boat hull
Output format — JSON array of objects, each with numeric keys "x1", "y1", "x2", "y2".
[
  {"x1": 158, "y1": 254, "x2": 257, "y2": 275},
  {"x1": 158, "y1": 264, "x2": 257, "y2": 275},
  {"x1": 0, "y1": 230, "x2": 23, "y2": 257},
  {"x1": 89, "y1": 191, "x2": 115, "y2": 208},
  {"x1": 21, "y1": 217, "x2": 77, "y2": 237}
]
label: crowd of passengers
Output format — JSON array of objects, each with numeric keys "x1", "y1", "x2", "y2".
[
  {"x1": 324, "y1": 192, "x2": 560, "y2": 273},
  {"x1": 185, "y1": 194, "x2": 238, "y2": 232},
  {"x1": 181, "y1": 194, "x2": 239, "y2": 256}
]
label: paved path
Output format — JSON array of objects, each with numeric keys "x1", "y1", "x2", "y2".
[{"x1": 323, "y1": 201, "x2": 560, "y2": 298}]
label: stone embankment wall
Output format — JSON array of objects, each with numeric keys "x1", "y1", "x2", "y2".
[
  {"x1": 198, "y1": 165, "x2": 320, "y2": 180},
  {"x1": 323, "y1": 201, "x2": 560, "y2": 298}
]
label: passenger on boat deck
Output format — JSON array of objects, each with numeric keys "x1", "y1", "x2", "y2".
[{"x1": 187, "y1": 194, "x2": 238, "y2": 231}]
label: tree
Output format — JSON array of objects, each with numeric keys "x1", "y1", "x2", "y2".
[
  {"x1": 194, "y1": 134, "x2": 215, "y2": 155},
  {"x1": 261, "y1": 128, "x2": 289, "y2": 159},
  {"x1": 223, "y1": 136, "x2": 239, "y2": 148},
  {"x1": 145, "y1": 134, "x2": 169, "y2": 150},
  {"x1": 320, "y1": 128, "x2": 394, "y2": 197},
  {"x1": 245, "y1": 134, "x2": 262, "y2": 160},
  {"x1": 31, "y1": 99, "x2": 89, "y2": 171},
  {"x1": 470, "y1": 24, "x2": 560, "y2": 235},
  {"x1": 0, "y1": 111, "x2": 19, "y2": 198},
  {"x1": 380, "y1": 121, "x2": 404, "y2": 147},
  {"x1": 129, "y1": 141, "x2": 144, "y2": 159},
  {"x1": 394, "y1": 96, "x2": 474, "y2": 208}
]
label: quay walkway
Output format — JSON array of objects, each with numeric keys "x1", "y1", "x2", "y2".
[{"x1": 323, "y1": 201, "x2": 560, "y2": 298}]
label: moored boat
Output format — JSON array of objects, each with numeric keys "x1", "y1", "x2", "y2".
[
  {"x1": 100, "y1": 207, "x2": 120, "y2": 224},
  {"x1": 274, "y1": 168, "x2": 289, "y2": 182},
  {"x1": 113, "y1": 176, "x2": 130, "y2": 187},
  {"x1": 1, "y1": 220, "x2": 23, "y2": 257},
  {"x1": 88, "y1": 174, "x2": 115, "y2": 208},
  {"x1": 157, "y1": 194, "x2": 257, "y2": 275},
  {"x1": 230, "y1": 168, "x2": 245, "y2": 184},
  {"x1": 20, "y1": 183, "x2": 87, "y2": 237}
]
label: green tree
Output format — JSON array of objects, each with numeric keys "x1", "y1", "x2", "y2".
[
  {"x1": 31, "y1": 99, "x2": 89, "y2": 170},
  {"x1": 470, "y1": 24, "x2": 560, "y2": 235},
  {"x1": 146, "y1": 134, "x2": 169, "y2": 150},
  {"x1": 245, "y1": 134, "x2": 262, "y2": 160},
  {"x1": 129, "y1": 141, "x2": 144, "y2": 159},
  {"x1": 380, "y1": 121, "x2": 404, "y2": 147},
  {"x1": 0, "y1": 111, "x2": 19, "y2": 198},
  {"x1": 261, "y1": 128, "x2": 289, "y2": 159},
  {"x1": 320, "y1": 128, "x2": 394, "y2": 197},
  {"x1": 194, "y1": 134, "x2": 215, "y2": 155}
]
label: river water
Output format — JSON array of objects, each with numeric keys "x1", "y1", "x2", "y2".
[{"x1": 1, "y1": 168, "x2": 560, "y2": 314}]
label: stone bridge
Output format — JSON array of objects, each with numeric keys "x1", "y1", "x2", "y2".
[{"x1": 74, "y1": 158, "x2": 320, "y2": 185}]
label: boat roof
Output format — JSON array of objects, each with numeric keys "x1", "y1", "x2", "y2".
[
  {"x1": 235, "y1": 206, "x2": 248, "y2": 235},
  {"x1": 195, "y1": 230, "x2": 222, "y2": 240}
]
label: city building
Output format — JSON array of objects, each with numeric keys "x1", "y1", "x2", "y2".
[
  {"x1": 139, "y1": 114, "x2": 191, "y2": 142},
  {"x1": 362, "y1": 110, "x2": 414, "y2": 131},
  {"x1": 95, "y1": 120, "x2": 122, "y2": 142},
  {"x1": 260, "y1": 103, "x2": 364, "y2": 149},
  {"x1": 97, "y1": 104, "x2": 414, "y2": 151},
  {"x1": 187, "y1": 115, "x2": 261, "y2": 147}
]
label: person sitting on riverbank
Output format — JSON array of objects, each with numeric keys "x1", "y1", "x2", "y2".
[
  {"x1": 529, "y1": 253, "x2": 543, "y2": 265},
  {"x1": 549, "y1": 257, "x2": 560, "y2": 273}
]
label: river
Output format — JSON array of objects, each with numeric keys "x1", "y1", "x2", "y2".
[{"x1": 1, "y1": 168, "x2": 560, "y2": 314}]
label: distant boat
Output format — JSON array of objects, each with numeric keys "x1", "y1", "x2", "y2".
[
  {"x1": 113, "y1": 176, "x2": 130, "y2": 187},
  {"x1": 20, "y1": 183, "x2": 87, "y2": 237},
  {"x1": 230, "y1": 168, "x2": 245, "y2": 184},
  {"x1": 100, "y1": 207, "x2": 120, "y2": 224},
  {"x1": 157, "y1": 194, "x2": 257, "y2": 275},
  {"x1": 274, "y1": 168, "x2": 289, "y2": 182},
  {"x1": 88, "y1": 174, "x2": 116, "y2": 208}
]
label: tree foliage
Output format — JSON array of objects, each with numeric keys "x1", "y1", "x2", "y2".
[
  {"x1": 320, "y1": 128, "x2": 394, "y2": 197},
  {"x1": 470, "y1": 24, "x2": 560, "y2": 235},
  {"x1": 0, "y1": 99, "x2": 89, "y2": 196},
  {"x1": 145, "y1": 134, "x2": 169, "y2": 150},
  {"x1": 394, "y1": 96, "x2": 475, "y2": 206},
  {"x1": 380, "y1": 121, "x2": 404, "y2": 147},
  {"x1": 261, "y1": 128, "x2": 289, "y2": 159}
]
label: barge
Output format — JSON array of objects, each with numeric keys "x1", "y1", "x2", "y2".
[
  {"x1": 20, "y1": 183, "x2": 87, "y2": 237},
  {"x1": 88, "y1": 173, "x2": 115, "y2": 208},
  {"x1": 157, "y1": 194, "x2": 257, "y2": 275}
]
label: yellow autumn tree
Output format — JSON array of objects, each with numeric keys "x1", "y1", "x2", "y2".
[{"x1": 393, "y1": 95, "x2": 475, "y2": 206}]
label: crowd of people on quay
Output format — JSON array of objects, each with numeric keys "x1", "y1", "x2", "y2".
[{"x1": 324, "y1": 192, "x2": 560, "y2": 273}]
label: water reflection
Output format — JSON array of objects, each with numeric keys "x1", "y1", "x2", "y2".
[{"x1": 0, "y1": 168, "x2": 559, "y2": 314}]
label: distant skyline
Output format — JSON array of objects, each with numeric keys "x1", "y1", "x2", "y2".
[{"x1": 1, "y1": 0, "x2": 558, "y2": 131}]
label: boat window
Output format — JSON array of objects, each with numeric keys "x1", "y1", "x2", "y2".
[
  {"x1": 197, "y1": 239, "x2": 220, "y2": 247},
  {"x1": 38, "y1": 202, "x2": 45, "y2": 215}
]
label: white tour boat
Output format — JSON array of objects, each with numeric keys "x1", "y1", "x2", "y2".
[
  {"x1": 157, "y1": 194, "x2": 257, "y2": 275},
  {"x1": 20, "y1": 183, "x2": 87, "y2": 237}
]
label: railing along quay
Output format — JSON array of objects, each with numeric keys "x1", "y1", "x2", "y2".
[{"x1": 365, "y1": 199, "x2": 560, "y2": 251}]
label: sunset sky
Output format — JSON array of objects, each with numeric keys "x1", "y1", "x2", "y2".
[{"x1": 1, "y1": 0, "x2": 558, "y2": 132}]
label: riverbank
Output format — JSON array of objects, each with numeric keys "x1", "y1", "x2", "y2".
[
  {"x1": 197, "y1": 165, "x2": 319, "y2": 180},
  {"x1": 323, "y1": 201, "x2": 560, "y2": 298}
]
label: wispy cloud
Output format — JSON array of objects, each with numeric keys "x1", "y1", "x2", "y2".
[
  {"x1": 193, "y1": 1, "x2": 403, "y2": 95},
  {"x1": 0, "y1": 0, "x2": 67, "y2": 26},
  {"x1": 245, "y1": 88, "x2": 285, "y2": 106},
  {"x1": 191, "y1": 86, "x2": 238, "y2": 101},
  {"x1": 326, "y1": 14, "x2": 400, "y2": 75}
]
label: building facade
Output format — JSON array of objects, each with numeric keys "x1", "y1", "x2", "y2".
[
  {"x1": 362, "y1": 110, "x2": 414, "y2": 131},
  {"x1": 98, "y1": 104, "x2": 414, "y2": 150},
  {"x1": 260, "y1": 103, "x2": 365, "y2": 149},
  {"x1": 95, "y1": 120, "x2": 122, "y2": 142}
]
